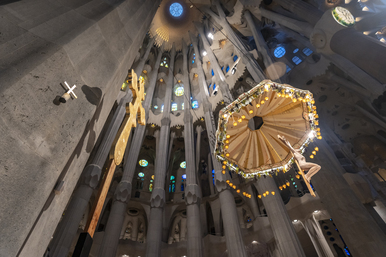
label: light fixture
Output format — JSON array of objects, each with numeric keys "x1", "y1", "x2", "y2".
[
  {"x1": 231, "y1": 67, "x2": 236, "y2": 74},
  {"x1": 309, "y1": 131, "x2": 315, "y2": 139},
  {"x1": 313, "y1": 210, "x2": 320, "y2": 213},
  {"x1": 208, "y1": 33, "x2": 214, "y2": 39},
  {"x1": 293, "y1": 219, "x2": 298, "y2": 223},
  {"x1": 202, "y1": 51, "x2": 207, "y2": 56},
  {"x1": 252, "y1": 241, "x2": 258, "y2": 244}
]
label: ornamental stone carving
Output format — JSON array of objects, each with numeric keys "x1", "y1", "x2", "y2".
[
  {"x1": 185, "y1": 184, "x2": 202, "y2": 205},
  {"x1": 150, "y1": 188, "x2": 166, "y2": 208},
  {"x1": 82, "y1": 164, "x2": 102, "y2": 189},
  {"x1": 114, "y1": 181, "x2": 132, "y2": 204}
]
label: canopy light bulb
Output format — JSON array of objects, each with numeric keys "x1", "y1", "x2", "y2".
[
  {"x1": 310, "y1": 155, "x2": 314, "y2": 159},
  {"x1": 292, "y1": 98, "x2": 297, "y2": 102},
  {"x1": 238, "y1": 118, "x2": 242, "y2": 123},
  {"x1": 261, "y1": 100, "x2": 265, "y2": 104},
  {"x1": 241, "y1": 115, "x2": 246, "y2": 119},
  {"x1": 256, "y1": 104, "x2": 260, "y2": 108},
  {"x1": 249, "y1": 110, "x2": 253, "y2": 114},
  {"x1": 317, "y1": 136, "x2": 322, "y2": 140},
  {"x1": 222, "y1": 170, "x2": 226, "y2": 174},
  {"x1": 283, "y1": 185, "x2": 287, "y2": 189},
  {"x1": 233, "y1": 122, "x2": 237, "y2": 126},
  {"x1": 225, "y1": 145, "x2": 229, "y2": 149},
  {"x1": 315, "y1": 147, "x2": 319, "y2": 151},
  {"x1": 226, "y1": 180, "x2": 230, "y2": 184},
  {"x1": 263, "y1": 193, "x2": 266, "y2": 197},
  {"x1": 226, "y1": 135, "x2": 230, "y2": 139},
  {"x1": 285, "y1": 94, "x2": 289, "y2": 98},
  {"x1": 229, "y1": 183, "x2": 233, "y2": 186},
  {"x1": 226, "y1": 153, "x2": 230, "y2": 157},
  {"x1": 312, "y1": 151, "x2": 316, "y2": 155},
  {"x1": 258, "y1": 195, "x2": 262, "y2": 198},
  {"x1": 265, "y1": 97, "x2": 269, "y2": 101},
  {"x1": 233, "y1": 185, "x2": 236, "y2": 189},
  {"x1": 222, "y1": 165, "x2": 226, "y2": 169},
  {"x1": 278, "y1": 93, "x2": 282, "y2": 97},
  {"x1": 311, "y1": 100, "x2": 315, "y2": 104},
  {"x1": 271, "y1": 191, "x2": 275, "y2": 195},
  {"x1": 225, "y1": 140, "x2": 229, "y2": 144},
  {"x1": 279, "y1": 186, "x2": 283, "y2": 190},
  {"x1": 309, "y1": 131, "x2": 316, "y2": 139},
  {"x1": 286, "y1": 182, "x2": 290, "y2": 186},
  {"x1": 237, "y1": 189, "x2": 240, "y2": 193}
]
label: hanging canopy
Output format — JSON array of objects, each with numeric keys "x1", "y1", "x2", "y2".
[{"x1": 215, "y1": 80, "x2": 320, "y2": 177}]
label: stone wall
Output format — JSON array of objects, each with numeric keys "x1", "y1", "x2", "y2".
[{"x1": 0, "y1": 0, "x2": 160, "y2": 256}]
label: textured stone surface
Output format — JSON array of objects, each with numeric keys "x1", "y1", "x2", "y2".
[{"x1": 0, "y1": 0, "x2": 160, "y2": 256}]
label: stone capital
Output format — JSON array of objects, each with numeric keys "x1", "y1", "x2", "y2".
[
  {"x1": 150, "y1": 188, "x2": 166, "y2": 208},
  {"x1": 114, "y1": 181, "x2": 132, "y2": 204},
  {"x1": 185, "y1": 184, "x2": 202, "y2": 205},
  {"x1": 81, "y1": 164, "x2": 102, "y2": 189},
  {"x1": 161, "y1": 117, "x2": 171, "y2": 126}
]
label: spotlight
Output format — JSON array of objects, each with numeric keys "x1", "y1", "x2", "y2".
[{"x1": 202, "y1": 51, "x2": 207, "y2": 56}]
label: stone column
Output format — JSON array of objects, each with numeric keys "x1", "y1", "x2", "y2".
[
  {"x1": 134, "y1": 38, "x2": 155, "y2": 76},
  {"x1": 330, "y1": 29, "x2": 386, "y2": 84},
  {"x1": 205, "y1": 0, "x2": 266, "y2": 83},
  {"x1": 196, "y1": 126, "x2": 203, "y2": 182},
  {"x1": 245, "y1": 185, "x2": 260, "y2": 219},
  {"x1": 145, "y1": 44, "x2": 176, "y2": 257},
  {"x1": 207, "y1": 153, "x2": 215, "y2": 195},
  {"x1": 255, "y1": 176, "x2": 306, "y2": 257},
  {"x1": 97, "y1": 45, "x2": 164, "y2": 257},
  {"x1": 313, "y1": 139, "x2": 386, "y2": 256},
  {"x1": 165, "y1": 132, "x2": 176, "y2": 202},
  {"x1": 182, "y1": 40, "x2": 203, "y2": 256},
  {"x1": 244, "y1": 10, "x2": 282, "y2": 82},
  {"x1": 194, "y1": 23, "x2": 233, "y2": 104},
  {"x1": 303, "y1": 218, "x2": 335, "y2": 257},
  {"x1": 275, "y1": 0, "x2": 323, "y2": 26},
  {"x1": 190, "y1": 32, "x2": 247, "y2": 257},
  {"x1": 49, "y1": 93, "x2": 131, "y2": 257}
]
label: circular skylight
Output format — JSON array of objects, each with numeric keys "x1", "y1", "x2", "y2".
[
  {"x1": 138, "y1": 172, "x2": 145, "y2": 178},
  {"x1": 180, "y1": 161, "x2": 186, "y2": 169},
  {"x1": 170, "y1": 3, "x2": 183, "y2": 17},
  {"x1": 174, "y1": 84, "x2": 184, "y2": 96}
]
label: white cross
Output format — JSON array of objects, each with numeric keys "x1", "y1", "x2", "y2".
[{"x1": 64, "y1": 81, "x2": 77, "y2": 99}]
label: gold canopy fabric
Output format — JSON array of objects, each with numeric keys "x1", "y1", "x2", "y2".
[
  {"x1": 226, "y1": 90, "x2": 310, "y2": 173},
  {"x1": 215, "y1": 80, "x2": 318, "y2": 177}
]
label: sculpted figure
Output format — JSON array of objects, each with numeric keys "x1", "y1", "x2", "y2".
[{"x1": 278, "y1": 135, "x2": 321, "y2": 183}]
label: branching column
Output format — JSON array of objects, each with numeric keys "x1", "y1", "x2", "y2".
[
  {"x1": 195, "y1": 23, "x2": 233, "y2": 104},
  {"x1": 97, "y1": 45, "x2": 164, "y2": 257},
  {"x1": 244, "y1": 11, "x2": 282, "y2": 83},
  {"x1": 190, "y1": 32, "x2": 247, "y2": 257},
  {"x1": 255, "y1": 176, "x2": 306, "y2": 257},
  {"x1": 313, "y1": 139, "x2": 386, "y2": 256},
  {"x1": 49, "y1": 94, "x2": 131, "y2": 257},
  {"x1": 145, "y1": 44, "x2": 176, "y2": 257},
  {"x1": 302, "y1": 218, "x2": 335, "y2": 257},
  {"x1": 182, "y1": 40, "x2": 204, "y2": 257},
  {"x1": 206, "y1": 0, "x2": 266, "y2": 83}
]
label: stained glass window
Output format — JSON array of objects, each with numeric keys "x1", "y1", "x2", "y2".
[
  {"x1": 174, "y1": 85, "x2": 184, "y2": 96},
  {"x1": 139, "y1": 159, "x2": 148, "y2": 167},
  {"x1": 192, "y1": 100, "x2": 199, "y2": 109},
  {"x1": 149, "y1": 183, "x2": 153, "y2": 192},
  {"x1": 211, "y1": 69, "x2": 214, "y2": 76},
  {"x1": 161, "y1": 104, "x2": 164, "y2": 112},
  {"x1": 182, "y1": 102, "x2": 184, "y2": 110},
  {"x1": 169, "y1": 2, "x2": 183, "y2": 17},
  {"x1": 226, "y1": 66, "x2": 230, "y2": 73},
  {"x1": 171, "y1": 103, "x2": 178, "y2": 111},
  {"x1": 180, "y1": 161, "x2": 186, "y2": 168},
  {"x1": 182, "y1": 174, "x2": 186, "y2": 179},
  {"x1": 292, "y1": 56, "x2": 302, "y2": 65},
  {"x1": 293, "y1": 48, "x2": 299, "y2": 53},
  {"x1": 286, "y1": 65, "x2": 292, "y2": 73},
  {"x1": 138, "y1": 172, "x2": 145, "y2": 178},
  {"x1": 154, "y1": 105, "x2": 158, "y2": 109},
  {"x1": 233, "y1": 55, "x2": 238, "y2": 62},
  {"x1": 171, "y1": 175, "x2": 175, "y2": 180},
  {"x1": 151, "y1": 175, "x2": 155, "y2": 180},
  {"x1": 274, "y1": 46, "x2": 286, "y2": 58},
  {"x1": 302, "y1": 48, "x2": 313, "y2": 56}
]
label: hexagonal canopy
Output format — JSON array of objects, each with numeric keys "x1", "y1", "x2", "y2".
[{"x1": 215, "y1": 80, "x2": 320, "y2": 178}]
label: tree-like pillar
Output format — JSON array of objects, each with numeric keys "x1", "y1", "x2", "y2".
[
  {"x1": 313, "y1": 139, "x2": 386, "y2": 257},
  {"x1": 97, "y1": 45, "x2": 165, "y2": 257},
  {"x1": 255, "y1": 176, "x2": 306, "y2": 257},
  {"x1": 190, "y1": 32, "x2": 247, "y2": 257},
  {"x1": 49, "y1": 93, "x2": 131, "y2": 257},
  {"x1": 302, "y1": 218, "x2": 335, "y2": 257},
  {"x1": 145, "y1": 44, "x2": 176, "y2": 257},
  {"x1": 182, "y1": 40, "x2": 204, "y2": 257},
  {"x1": 207, "y1": 152, "x2": 215, "y2": 195},
  {"x1": 244, "y1": 11, "x2": 282, "y2": 82}
]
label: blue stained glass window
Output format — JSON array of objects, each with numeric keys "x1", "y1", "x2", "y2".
[
  {"x1": 180, "y1": 161, "x2": 186, "y2": 169},
  {"x1": 169, "y1": 185, "x2": 171, "y2": 192},
  {"x1": 192, "y1": 100, "x2": 199, "y2": 109},
  {"x1": 233, "y1": 55, "x2": 238, "y2": 62},
  {"x1": 154, "y1": 105, "x2": 158, "y2": 109},
  {"x1": 292, "y1": 56, "x2": 302, "y2": 65},
  {"x1": 221, "y1": 66, "x2": 224, "y2": 70},
  {"x1": 213, "y1": 84, "x2": 216, "y2": 91},
  {"x1": 139, "y1": 160, "x2": 148, "y2": 167},
  {"x1": 138, "y1": 172, "x2": 145, "y2": 177},
  {"x1": 182, "y1": 174, "x2": 186, "y2": 179},
  {"x1": 171, "y1": 103, "x2": 178, "y2": 111},
  {"x1": 293, "y1": 48, "x2": 299, "y2": 53},
  {"x1": 182, "y1": 102, "x2": 184, "y2": 110},
  {"x1": 172, "y1": 184, "x2": 175, "y2": 192},
  {"x1": 212, "y1": 169, "x2": 215, "y2": 174},
  {"x1": 286, "y1": 65, "x2": 291, "y2": 73},
  {"x1": 161, "y1": 104, "x2": 164, "y2": 112},
  {"x1": 302, "y1": 47, "x2": 313, "y2": 56},
  {"x1": 226, "y1": 66, "x2": 230, "y2": 73},
  {"x1": 169, "y1": 3, "x2": 183, "y2": 17},
  {"x1": 192, "y1": 60, "x2": 195, "y2": 64},
  {"x1": 181, "y1": 184, "x2": 184, "y2": 191},
  {"x1": 171, "y1": 175, "x2": 175, "y2": 180},
  {"x1": 211, "y1": 69, "x2": 214, "y2": 76},
  {"x1": 274, "y1": 46, "x2": 286, "y2": 58}
]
